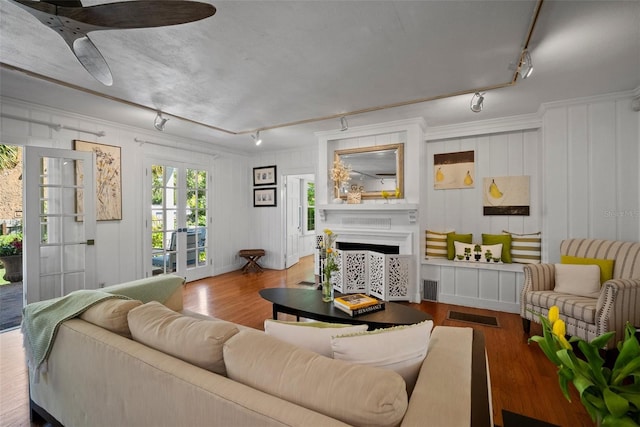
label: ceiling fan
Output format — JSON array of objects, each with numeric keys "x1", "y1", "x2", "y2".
[{"x1": 10, "y1": 0, "x2": 216, "y2": 86}]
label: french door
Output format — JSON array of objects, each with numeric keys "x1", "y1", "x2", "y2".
[
  {"x1": 23, "y1": 147, "x2": 96, "y2": 304},
  {"x1": 146, "y1": 160, "x2": 210, "y2": 282}
]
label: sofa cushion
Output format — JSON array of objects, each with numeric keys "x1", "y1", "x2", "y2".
[
  {"x1": 482, "y1": 233, "x2": 512, "y2": 263},
  {"x1": 525, "y1": 290, "x2": 597, "y2": 324},
  {"x1": 264, "y1": 319, "x2": 368, "y2": 357},
  {"x1": 79, "y1": 298, "x2": 142, "y2": 338},
  {"x1": 425, "y1": 230, "x2": 454, "y2": 259},
  {"x1": 561, "y1": 255, "x2": 615, "y2": 284},
  {"x1": 330, "y1": 320, "x2": 433, "y2": 395},
  {"x1": 554, "y1": 263, "x2": 601, "y2": 298},
  {"x1": 128, "y1": 301, "x2": 239, "y2": 376},
  {"x1": 224, "y1": 329, "x2": 408, "y2": 427},
  {"x1": 446, "y1": 233, "x2": 472, "y2": 260}
]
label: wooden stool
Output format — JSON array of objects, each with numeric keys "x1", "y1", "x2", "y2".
[{"x1": 238, "y1": 249, "x2": 265, "y2": 273}]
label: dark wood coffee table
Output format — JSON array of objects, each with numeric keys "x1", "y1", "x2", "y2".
[{"x1": 259, "y1": 288, "x2": 432, "y2": 330}]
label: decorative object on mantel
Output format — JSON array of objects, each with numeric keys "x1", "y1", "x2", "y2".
[
  {"x1": 434, "y1": 150, "x2": 475, "y2": 190},
  {"x1": 530, "y1": 306, "x2": 640, "y2": 426},
  {"x1": 483, "y1": 176, "x2": 530, "y2": 216},
  {"x1": 330, "y1": 159, "x2": 351, "y2": 203},
  {"x1": 346, "y1": 184, "x2": 363, "y2": 204}
]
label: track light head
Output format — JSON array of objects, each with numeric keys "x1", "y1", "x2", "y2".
[
  {"x1": 252, "y1": 130, "x2": 262, "y2": 146},
  {"x1": 518, "y1": 49, "x2": 533, "y2": 79},
  {"x1": 154, "y1": 112, "x2": 168, "y2": 131},
  {"x1": 470, "y1": 92, "x2": 484, "y2": 113},
  {"x1": 340, "y1": 116, "x2": 348, "y2": 131}
]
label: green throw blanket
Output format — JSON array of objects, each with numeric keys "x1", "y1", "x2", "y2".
[{"x1": 22, "y1": 290, "x2": 130, "y2": 376}]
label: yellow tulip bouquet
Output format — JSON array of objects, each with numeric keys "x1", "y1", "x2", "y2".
[{"x1": 529, "y1": 306, "x2": 640, "y2": 426}]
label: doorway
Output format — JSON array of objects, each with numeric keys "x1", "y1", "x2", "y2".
[
  {"x1": 147, "y1": 161, "x2": 211, "y2": 282},
  {"x1": 0, "y1": 144, "x2": 23, "y2": 330},
  {"x1": 284, "y1": 174, "x2": 315, "y2": 269}
]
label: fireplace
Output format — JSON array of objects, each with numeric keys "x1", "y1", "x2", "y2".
[{"x1": 316, "y1": 204, "x2": 420, "y2": 302}]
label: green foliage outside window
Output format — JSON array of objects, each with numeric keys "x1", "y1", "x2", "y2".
[{"x1": 307, "y1": 182, "x2": 315, "y2": 232}]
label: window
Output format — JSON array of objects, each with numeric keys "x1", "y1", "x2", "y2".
[{"x1": 305, "y1": 181, "x2": 315, "y2": 233}]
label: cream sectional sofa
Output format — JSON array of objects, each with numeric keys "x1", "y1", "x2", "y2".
[{"x1": 28, "y1": 276, "x2": 492, "y2": 427}]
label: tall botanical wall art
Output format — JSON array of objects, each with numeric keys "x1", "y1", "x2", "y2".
[
  {"x1": 74, "y1": 140, "x2": 122, "y2": 221},
  {"x1": 433, "y1": 150, "x2": 475, "y2": 190},
  {"x1": 483, "y1": 175, "x2": 530, "y2": 215}
]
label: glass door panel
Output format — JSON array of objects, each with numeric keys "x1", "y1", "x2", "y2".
[
  {"x1": 148, "y1": 162, "x2": 210, "y2": 281},
  {"x1": 24, "y1": 147, "x2": 96, "y2": 304}
]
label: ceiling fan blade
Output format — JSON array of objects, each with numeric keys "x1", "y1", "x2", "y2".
[
  {"x1": 57, "y1": 1, "x2": 216, "y2": 30},
  {"x1": 72, "y1": 36, "x2": 114, "y2": 86}
]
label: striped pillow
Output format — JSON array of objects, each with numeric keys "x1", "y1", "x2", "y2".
[
  {"x1": 425, "y1": 230, "x2": 453, "y2": 259},
  {"x1": 503, "y1": 230, "x2": 541, "y2": 264}
]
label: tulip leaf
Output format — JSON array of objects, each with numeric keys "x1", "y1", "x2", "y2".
[
  {"x1": 615, "y1": 330, "x2": 640, "y2": 371},
  {"x1": 619, "y1": 392, "x2": 640, "y2": 409},
  {"x1": 613, "y1": 357, "x2": 640, "y2": 385},
  {"x1": 603, "y1": 387, "x2": 630, "y2": 418},
  {"x1": 577, "y1": 340, "x2": 607, "y2": 386},
  {"x1": 590, "y1": 331, "x2": 616, "y2": 349},
  {"x1": 601, "y1": 414, "x2": 639, "y2": 427}
]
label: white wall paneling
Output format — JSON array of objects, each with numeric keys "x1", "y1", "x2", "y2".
[
  {"x1": 542, "y1": 91, "x2": 640, "y2": 261},
  {"x1": 0, "y1": 97, "x2": 244, "y2": 286},
  {"x1": 250, "y1": 146, "x2": 317, "y2": 270}
]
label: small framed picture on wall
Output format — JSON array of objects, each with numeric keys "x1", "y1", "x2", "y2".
[
  {"x1": 253, "y1": 165, "x2": 277, "y2": 186},
  {"x1": 254, "y1": 187, "x2": 277, "y2": 207}
]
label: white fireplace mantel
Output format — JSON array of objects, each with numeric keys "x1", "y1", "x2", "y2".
[{"x1": 317, "y1": 203, "x2": 419, "y2": 223}]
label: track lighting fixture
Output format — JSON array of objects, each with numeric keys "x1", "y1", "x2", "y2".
[
  {"x1": 518, "y1": 49, "x2": 533, "y2": 79},
  {"x1": 252, "y1": 130, "x2": 262, "y2": 146},
  {"x1": 340, "y1": 116, "x2": 348, "y2": 131},
  {"x1": 154, "y1": 112, "x2": 168, "y2": 131},
  {"x1": 470, "y1": 92, "x2": 484, "y2": 113}
]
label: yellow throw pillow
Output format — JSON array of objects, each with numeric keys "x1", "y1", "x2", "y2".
[{"x1": 561, "y1": 255, "x2": 615, "y2": 284}]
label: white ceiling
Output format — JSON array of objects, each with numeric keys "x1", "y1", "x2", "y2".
[{"x1": 1, "y1": 0, "x2": 639, "y2": 153}]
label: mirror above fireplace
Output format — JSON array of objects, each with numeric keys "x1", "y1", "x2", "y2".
[{"x1": 334, "y1": 143, "x2": 404, "y2": 200}]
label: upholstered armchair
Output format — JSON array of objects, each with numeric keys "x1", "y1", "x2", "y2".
[{"x1": 521, "y1": 238, "x2": 640, "y2": 349}]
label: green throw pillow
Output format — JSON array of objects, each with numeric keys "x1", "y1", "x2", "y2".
[
  {"x1": 560, "y1": 255, "x2": 615, "y2": 284},
  {"x1": 446, "y1": 233, "x2": 472, "y2": 260},
  {"x1": 482, "y1": 234, "x2": 512, "y2": 263}
]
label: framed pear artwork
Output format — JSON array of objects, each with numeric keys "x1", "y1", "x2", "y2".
[
  {"x1": 433, "y1": 150, "x2": 475, "y2": 190},
  {"x1": 483, "y1": 176, "x2": 530, "y2": 215}
]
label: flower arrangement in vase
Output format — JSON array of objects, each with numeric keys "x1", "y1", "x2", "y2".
[
  {"x1": 321, "y1": 229, "x2": 338, "y2": 302},
  {"x1": 330, "y1": 160, "x2": 351, "y2": 203},
  {"x1": 530, "y1": 306, "x2": 640, "y2": 426}
]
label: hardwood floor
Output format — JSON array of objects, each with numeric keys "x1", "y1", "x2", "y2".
[{"x1": 0, "y1": 255, "x2": 594, "y2": 426}]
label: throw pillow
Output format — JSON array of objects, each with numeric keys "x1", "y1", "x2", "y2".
[
  {"x1": 128, "y1": 301, "x2": 240, "y2": 375},
  {"x1": 553, "y1": 264, "x2": 601, "y2": 298},
  {"x1": 330, "y1": 320, "x2": 434, "y2": 395},
  {"x1": 224, "y1": 329, "x2": 408, "y2": 427},
  {"x1": 453, "y1": 241, "x2": 476, "y2": 261},
  {"x1": 264, "y1": 319, "x2": 368, "y2": 357},
  {"x1": 425, "y1": 230, "x2": 454, "y2": 259},
  {"x1": 446, "y1": 233, "x2": 473, "y2": 260},
  {"x1": 80, "y1": 298, "x2": 143, "y2": 338},
  {"x1": 561, "y1": 255, "x2": 615, "y2": 284},
  {"x1": 481, "y1": 243, "x2": 503, "y2": 264},
  {"x1": 482, "y1": 233, "x2": 512, "y2": 263},
  {"x1": 502, "y1": 230, "x2": 541, "y2": 264}
]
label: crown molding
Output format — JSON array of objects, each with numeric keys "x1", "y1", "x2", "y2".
[{"x1": 425, "y1": 113, "x2": 542, "y2": 142}]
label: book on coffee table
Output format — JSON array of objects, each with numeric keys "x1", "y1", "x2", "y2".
[
  {"x1": 334, "y1": 300, "x2": 385, "y2": 317},
  {"x1": 334, "y1": 293, "x2": 380, "y2": 310}
]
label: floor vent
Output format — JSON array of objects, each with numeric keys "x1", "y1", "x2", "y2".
[{"x1": 422, "y1": 279, "x2": 438, "y2": 301}]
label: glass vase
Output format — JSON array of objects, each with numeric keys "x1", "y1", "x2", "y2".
[{"x1": 322, "y1": 275, "x2": 334, "y2": 302}]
